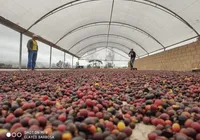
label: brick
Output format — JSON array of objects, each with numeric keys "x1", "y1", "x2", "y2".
[
  {"x1": 134, "y1": 41, "x2": 199, "y2": 71},
  {"x1": 192, "y1": 41, "x2": 200, "y2": 47}
]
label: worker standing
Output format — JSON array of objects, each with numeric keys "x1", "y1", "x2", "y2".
[
  {"x1": 27, "y1": 34, "x2": 39, "y2": 71},
  {"x1": 128, "y1": 49, "x2": 136, "y2": 70}
]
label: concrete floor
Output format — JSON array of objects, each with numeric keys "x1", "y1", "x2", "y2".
[
  {"x1": 131, "y1": 123, "x2": 155, "y2": 140},
  {"x1": 122, "y1": 101, "x2": 155, "y2": 140}
]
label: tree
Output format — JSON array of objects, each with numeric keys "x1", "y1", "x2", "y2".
[
  {"x1": 56, "y1": 60, "x2": 71, "y2": 68},
  {"x1": 0, "y1": 63, "x2": 12, "y2": 68},
  {"x1": 105, "y1": 48, "x2": 115, "y2": 68},
  {"x1": 88, "y1": 60, "x2": 102, "y2": 68},
  {"x1": 56, "y1": 60, "x2": 63, "y2": 68},
  {"x1": 87, "y1": 64, "x2": 92, "y2": 68},
  {"x1": 104, "y1": 62, "x2": 113, "y2": 68},
  {"x1": 63, "y1": 62, "x2": 71, "y2": 68}
]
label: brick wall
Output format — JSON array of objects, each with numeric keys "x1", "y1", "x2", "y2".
[{"x1": 134, "y1": 40, "x2": 200, "y2": 71}]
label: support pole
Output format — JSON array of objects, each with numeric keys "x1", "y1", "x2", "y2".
[
  {"x1": 49, "y1": 46, "x2": 52, "y2": 69},
  {"x1": 19, "y1": 33, "x2": 23, "y2": 71},
  {"x1": 72, "y1": 56, "x2": 74, "y2": 68},
  {"x1": 64, "y1": 52, "x2": 66, "y2": 69}
]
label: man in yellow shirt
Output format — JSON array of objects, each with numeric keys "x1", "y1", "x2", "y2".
[{"x1": 27, "y1": 34, "x2": 38, "y2": 70}]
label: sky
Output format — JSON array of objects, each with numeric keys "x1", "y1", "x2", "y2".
[
  {"x1": 0, "y1": 24, "x2": 72, "y2": 67},
  {"x1": 0, "y1": 24, "x2": 129, "y2": 68},
  {"x1": 0, "y1": 24, "x2": 84, "y2": 68}
]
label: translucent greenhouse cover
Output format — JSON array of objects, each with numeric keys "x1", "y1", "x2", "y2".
[{"x1": 0, "y1": 0, "x2": 200, "y2": 58}]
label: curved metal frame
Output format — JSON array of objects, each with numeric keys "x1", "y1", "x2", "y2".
[
  {"x1": 76, "y1": 41, "x2": 140, "y2": 58},
  {"x1": 81, "y1": 46, "x2": 130, "y2": 59},
  {"x1": 26, "y1": 0, "x2": 97, "y2": 31},
  {"x1": 81, "y1": 47, "x2": 107, "y2": 58},
  {"x1": 56, "y1": 21, "x2": 164, "y2": 49},
  {"x1": 68, "y1": 34, "x2": 149, "y2": 54},
  {"x1": 106, "y1": 0, "x2": 115, "y2": 49},
  {"x1": 129, "y1": 0, "x2": 199, "y2": 36},
  {"x1": 77, "y1": 41, "x2": 130, "y2": 55},
  {"x1": 26, "y1": 0, "x2": 199, "y2": 37},
  {"x1": 81, "y1": 46, "x2": 128, "y2": 57}
]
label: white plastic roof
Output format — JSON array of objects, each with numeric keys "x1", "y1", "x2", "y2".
[{"x1": 0, "y1": 0, "x2": 200, "y2": 58}]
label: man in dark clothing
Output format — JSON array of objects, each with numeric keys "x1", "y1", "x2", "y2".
[
  {"x1": 27, "y1": 34, "x2": 38, "y2": 70},
  {"x1": 129, "y1": 49, "x2": 136, "y2": 70}
]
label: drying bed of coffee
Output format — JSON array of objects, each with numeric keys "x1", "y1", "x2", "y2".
[{"x1": 0, "y1": 69, "x2": 200, "y2": 140}]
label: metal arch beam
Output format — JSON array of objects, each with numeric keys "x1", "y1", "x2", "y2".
[
  {"x1": 106, "y1": 0, "x2": 115, "y2": 48},
  {"x1": 56, "y1": 21, "x2": 164, "y2": 49},
  {"x1": 82, "y1": 46, "x2": 130, "y2": 56},
  {"x1": 68, "y1": 34, "x2": 149, "y2": 54},
  {"x1": 80, "y1": 46, "x2": 130, "y2": 60},
  {"x1": 77, "y1": 42, "x2": 130, "y2": 55},
  {"x1": 80, "y1": 45, "x2": 130, "y2": 58},
  {"x1": 81, "y1": 58, "x2": 129, "y2": 62},
  {"x1": 76, "y1": 41, "x2": 140, "y2": 57},
  {"x1": 81, "y1": 47, "x2": 107, "y2": 58},
  {"x1": 106, "y1": 47, "x2": 130, "y2": 60},
  {"x1": 26, "y1": 0, "x2": 96, "y2": 31},
  {"x1": 25, "y1": 0, "x2": 199, "y2": 38},
  {"x1": 128, "y1": 0, "x2": 199, "y2": 36}
]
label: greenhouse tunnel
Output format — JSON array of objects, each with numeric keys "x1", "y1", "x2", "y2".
[
  {"x1": 0, "y1": 0, "x2": 200, "y2": 140},
  {"x1": 0, "y1": 0, "x2": 200, "y2": 69}
]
